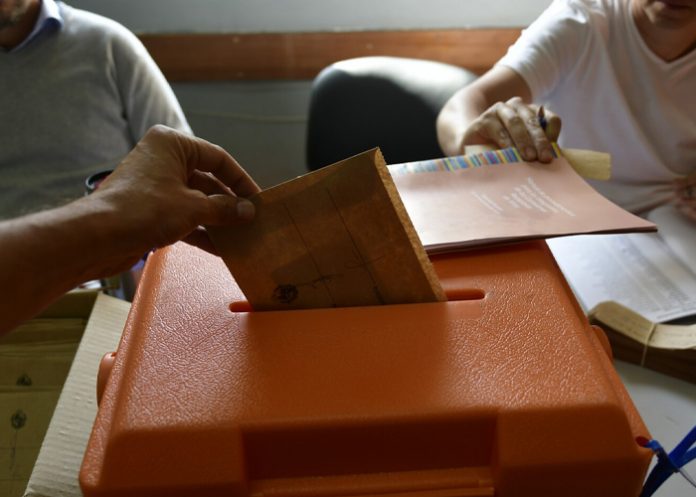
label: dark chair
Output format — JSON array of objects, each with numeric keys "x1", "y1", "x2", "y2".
[{"x1": 306, "y1": 56, "x2": 478, "y2": 171}]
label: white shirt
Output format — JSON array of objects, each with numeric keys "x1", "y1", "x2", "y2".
[{"x1": 498, "y1": 0, "x2": 696, "y2": 213}]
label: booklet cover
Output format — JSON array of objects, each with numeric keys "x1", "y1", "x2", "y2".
[{"x1": 389, "y1": 147, "x2": 656, "y2": 253}]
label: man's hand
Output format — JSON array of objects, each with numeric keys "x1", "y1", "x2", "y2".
[
  {"x1": 90, "y1": 125, "x2": 261, "y2": 272},
  {"x1": 463, "y1": 97, "x2": 561, "y2": 163},
  {"x1": 0, "y1": 126, "x2": 261, "y2": 335}
]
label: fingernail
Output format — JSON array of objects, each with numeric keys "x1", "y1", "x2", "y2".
[
  {"x1": 236, "y1": 199, "x2": 255, "y2": 220},
  {"x1": 525, "y1": 147, "x2": 536, "y2": 160},
  {"x1": 540, "y1": 149, "x2": 553, "y2": 162}
]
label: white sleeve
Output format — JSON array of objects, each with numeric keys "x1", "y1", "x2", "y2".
[
  {"x1": 110, "y1": 26, "x2": 193, "y2": 141},
  {"x1": 497, "y1": 0, "x2": 602, "y2": 102}
]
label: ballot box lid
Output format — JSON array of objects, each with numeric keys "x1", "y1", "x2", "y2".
[{"x1": 80, "y1": 241, "x2": 651, "y2": 497}]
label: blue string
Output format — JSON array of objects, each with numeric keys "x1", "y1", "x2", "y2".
[{"x1": 640, "y1": 425, "x2": 696, "y2": 497}]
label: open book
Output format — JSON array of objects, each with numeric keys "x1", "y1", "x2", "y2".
[
  {"x1": 547, "y1": 204, "x2": 696, "y2": 323},
  {"x1": 547, "y1": 205, "x2": 696, "y2": 383},
  {"x1": 389, "y1": 146, "x2": 655, "y2": 253}
]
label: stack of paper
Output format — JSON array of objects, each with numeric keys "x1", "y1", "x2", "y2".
[
  {"x1": 24, "y1": 294, "x2": 130, "y2": 497},
  {"x1": 0, "y1": 312, "x2": 88, "y2": 496},
  {"x1": 548, "y1": 204, "x2": 696, "y2": 383}
]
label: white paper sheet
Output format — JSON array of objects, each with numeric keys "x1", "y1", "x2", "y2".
[
  {"x1": 548, "y1": 232, "x2": 696, "y2": 323},
  {"x1": 647, "y1": 204, "x2": 696, "y2": 275}
]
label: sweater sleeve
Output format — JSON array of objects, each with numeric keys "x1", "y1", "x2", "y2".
[{"x1": 109, "y1": 24, "x2": 193, "y2": 142}]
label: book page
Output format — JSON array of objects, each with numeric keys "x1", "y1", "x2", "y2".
[
  {"x1": 548, "y1": 233, "x2": 696, "y2": 322},
  {"x1": 390, "y1": 153, "x2": 654, "y2": 253},
  {"x1": 589, "y1": 301, "x2": 696, "y2": 349},
  {"x1": 652, "y1": 323, "x2": 696, "y2": 349},
  {"x1": 647, "y1": 204, "x2": 696, "y2": 275}
]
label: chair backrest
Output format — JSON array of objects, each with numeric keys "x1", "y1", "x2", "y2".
[{"x1": 306, "y1": 56, "x2": 477, "y2": 171}]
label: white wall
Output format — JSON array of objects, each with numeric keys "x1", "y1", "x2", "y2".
[
  {"x1": 65, "y1": 1, "x2": 552, "y2": 185},
  {"x1": 68, "y1": 0, "x2": 551, "y2": 33}
]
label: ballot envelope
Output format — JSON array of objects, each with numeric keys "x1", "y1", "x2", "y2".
[{"x1": 79, "y1": 240, "x2": 652, "y2": 497}]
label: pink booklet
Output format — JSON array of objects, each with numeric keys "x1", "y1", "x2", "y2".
[{"x1": 389, "y1": 148, "x2": 656, "y2": 254}]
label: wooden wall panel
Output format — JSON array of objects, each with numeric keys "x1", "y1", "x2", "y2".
[{"x1": 139, "y1": 29, "x2": 521, "y2": 81}]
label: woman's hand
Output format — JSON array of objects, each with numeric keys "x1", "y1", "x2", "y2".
[
  {"x1": 463, "y1": 97, "x2": 561, "y2": 163},
  {"x1": 437, "y1": 67, "x2": 562, "y2": 162}
]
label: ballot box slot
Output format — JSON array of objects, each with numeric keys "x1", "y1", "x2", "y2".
[
  {"x1": 443, "y1": 288, "x2": 485, "y2": 302},
  {"x1": 228, "y1": 288, "x2": 486, "y2": 313}
]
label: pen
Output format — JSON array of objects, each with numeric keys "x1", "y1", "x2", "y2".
[{"x1": 537, "y1": 105, "x2": 548, "y2": 131}]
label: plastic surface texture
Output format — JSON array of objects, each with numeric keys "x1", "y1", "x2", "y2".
[{"x1": 80, "y1": 241, "x2": 651, "y2": 497}]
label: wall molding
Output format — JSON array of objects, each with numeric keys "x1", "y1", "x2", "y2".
[{"x1": 139, "y1": 28, "x2": 521, "y2": 81}]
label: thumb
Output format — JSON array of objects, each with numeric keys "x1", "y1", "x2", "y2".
[
  {"x1": 544, "y1": 113, "x2": 562, "y2": 142},
  {"x1": 206, "y1": 195, "x2": 256, "y2": 225}
]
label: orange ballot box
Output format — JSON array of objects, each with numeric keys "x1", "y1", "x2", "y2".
[{"x1": 80, "y1": 241, "x2": 652, "y2": 497}]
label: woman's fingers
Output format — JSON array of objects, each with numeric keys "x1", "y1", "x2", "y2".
[{"x1": 464, "y1": 99, "x2": 561, "y2": 163}]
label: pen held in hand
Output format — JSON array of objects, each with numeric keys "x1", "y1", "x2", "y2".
[{"x1": 537, "y1": 105, "x2": 548, "y2": 131}]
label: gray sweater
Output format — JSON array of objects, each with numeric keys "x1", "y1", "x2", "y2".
[{"x1": 0, "y1": 3, "x2": 190, "y2": 219}]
